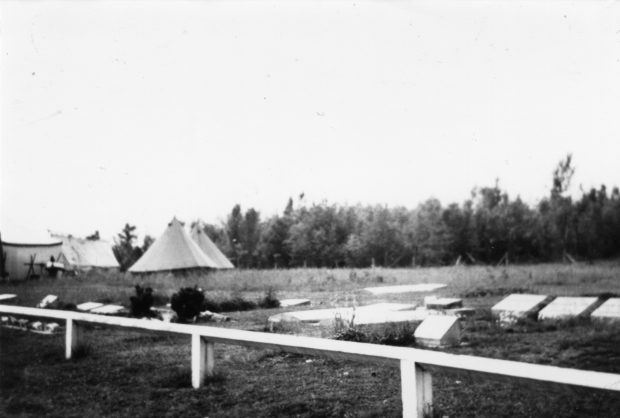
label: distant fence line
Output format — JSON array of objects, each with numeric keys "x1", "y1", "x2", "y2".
[{"x1": 1, "y1": 304, "x2": 620, "y2": 417}]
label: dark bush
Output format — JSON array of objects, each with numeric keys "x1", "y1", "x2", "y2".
[
  {"x1": 130, "y1": 285, "x2": 155, "y2": 318},
  {"x1": 258, "y1": 288, "x2": 280, "y2": 309},
  {"x1": 171, "y1": 287, "x2": 205, "y2": 322}
]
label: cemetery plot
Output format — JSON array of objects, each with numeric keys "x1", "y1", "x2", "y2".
[
  {"x1": 538, "y1": 297, "x2": 599, "y2": 320},
  {"x1": 590, "y1": 298, "x2": 620, "y2": 321},
  {"x1": 90, "y1": 304, "x2": 125, "y2": 315},
  {"x1": 414, "y1": 315, "x2": 461, "y2": 348},
  {"x1": 76, "y1": 302, "x2": 104, "y2": 311},
  {"x1": 268, "y1": 302, "x2": 416, "y2": 325},
  {"x1": 491, "y1": 294, "x2": 550, "y2": 324}
]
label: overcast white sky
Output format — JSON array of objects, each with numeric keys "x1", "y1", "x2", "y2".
[{"x1": 1, "y1": 0, "x2": 620, "y2": 241}]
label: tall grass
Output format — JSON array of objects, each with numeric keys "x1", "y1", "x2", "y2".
[{"x1": 1, "y1": 261, "x2": 619, "y2": 308}]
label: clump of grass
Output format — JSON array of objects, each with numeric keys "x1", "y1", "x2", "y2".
[
  {"x1": 266, "y1": 319, "x2": 302, "y2": 334},
  {"x1": 258, "y1": 287, "x2": 280, "y2": 309},
  {"x1": 460, "y1": 287, "x2": 531, "y2": 298},
  {"x1": 331, "y1": 314, "x2": 418, "y2": 347}
]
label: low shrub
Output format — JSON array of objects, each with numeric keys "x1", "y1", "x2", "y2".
[
  {"x1": 171, "y1": 287, "x2": 205, "y2": 322},
  {"x1": 129, "y1": 285, "x2": 155, "y2": 318},
  {"x1": 258, "y1": 288, "x2": 280, "y2": 309}
]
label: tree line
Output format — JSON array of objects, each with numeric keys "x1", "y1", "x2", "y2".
[{"x1": 114, "y1": 155, "x2": 620, "y2": 270}]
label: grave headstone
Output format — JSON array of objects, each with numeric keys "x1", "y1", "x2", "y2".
[
  {"x1": 77, "y1": 302, "x2": 104, "y2": 311},
  {"x1": 590, "y1": 298, "x2": 620, "y2": 321},
  {"x1": 414, "y1": 315, "x2": 461, "y2": 348},
  {"x1": 491, "y1": 294, "x2": 550, "y2": 324},
  {"x1": 364, "y1": 284, "x2": 446, "y2": 295},
  {"x1": 538, "y1": 297, "x2": 599, "y2": 320}
]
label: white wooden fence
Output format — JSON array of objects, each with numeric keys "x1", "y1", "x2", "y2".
[{"x1": 1, "y1": 303, "x2": 620, "y2": 417}]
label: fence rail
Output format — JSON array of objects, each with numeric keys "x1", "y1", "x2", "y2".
[{"x1": 2, "y1": 304, "x2": 620, "y2": 417}]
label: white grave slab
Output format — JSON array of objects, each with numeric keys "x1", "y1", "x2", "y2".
[
  {"x1": 491, "y1": 294, "x2": 549, "y2": 324},
  {"x1": 353, "y1": 308, "x2": 429, "y2": 325},
  {"x1": 424, "y1": 296, "x2": 463, "y2": 310},
  {"x1": 538, "y1": 297, "x2": 599, "y2": 320},
  {"x1": 77, "y1": 302, "x2": 104, "y2": 311},
  {"x1": 0, "y1": 294, "x2": 17, "y2": 301},
  {"x1": 364, "y1": 284, "x2": 446, "y2": 295},
  {"x1": 590, "y1": 298, "x2": 620, "y2": 321},
  {"x1": 280, "y1": 299, "x2": 311, "y2": 308},
  {"x1": 37, "y1": 295, "x2": 58, "y2": 308},
  {"x1": 414, "y1": 315, "x2": 461, "y2": 348},
  {"x1": 268, "y1": 302, "x2": 416, "y2": 324},
  {"x1": 90, "y1": 304, "x2": 125, "y2": 315}
]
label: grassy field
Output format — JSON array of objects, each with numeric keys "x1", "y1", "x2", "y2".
[{"x1": 2, "y1": 262, "x2": 620, "y2": 417}]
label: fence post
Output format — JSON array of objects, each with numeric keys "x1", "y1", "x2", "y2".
[
  {"x1": 65, "y1": 318, "x2": 81, "y2": 360},
  {"x1": 401, "y1": 359, "x2": 432, "y2": 418},
  {"x1": 191, "y1": 334, "x2": 215, "y2": 388}
]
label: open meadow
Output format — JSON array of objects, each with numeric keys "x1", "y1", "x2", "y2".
[{"x1": 2, "y1": 262, "x2": 620, "y2": 417}]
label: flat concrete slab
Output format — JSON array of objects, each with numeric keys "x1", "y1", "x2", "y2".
[
  {"x1": 353, "y1": 308, "x2": 430, "y2": 325},
  {"x1": 538, "y1": 297, "x2": 599, "y2": 320},
  {"x1": 414, "y1": 315, "x2": 461, "y2": 348},
  {"x1": 90, "y1": 304, "x2": 125, "y2": 315},
  {"x1": 591, "y1": 298, "x2": 620, "y2": 321},
  {"x1": 364, "y1": 284, "x2": 446, "y2": 295},
  {"x1": 279, "y1": 298, "x2": 311, "y2": 308},
  {"x1": 268, "y1": 302, "x2": 416, "y2": 324},
  {"x1": 491, "y1": 294, "x2": 549, "y2": 324},
  {"x1": 77, "y1": 302, "x2": 104, "y2": 311}
]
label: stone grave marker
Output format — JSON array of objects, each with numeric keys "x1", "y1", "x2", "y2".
[
  {"x1": 268, "y1": 302, "x2": 416, "y2": 325},
  {"x1": 90, "y1": 304, "x2": 125, "y2": 315},
  {"x1": 590, "y1": 298, "x2": 620, "y2": 321},
  {"x1": 0, "y1": 294, "x2": 17, "y2": 302},
  {"x1": 538, "y1": 297, "x2": 599, "y2": 320},
  {"x1": 491, "y1": 294, "x2": 549, "y2": 324},
  {"x1": 414, "y1": 315, "x2": 461, "y2": 348}
]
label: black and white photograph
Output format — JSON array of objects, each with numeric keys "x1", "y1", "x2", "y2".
[{"x1": 1, "y1": 1, "x2": 620, "y2": 416}]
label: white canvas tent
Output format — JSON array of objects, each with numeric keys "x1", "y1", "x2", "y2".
[
  {"x1": 129, "y1": 218, "x2": 219, "y2": 274},
  {"x1": 54, "y1": 235, "x2": 120, "y2": 272},
  {"x1": 190, "y1": 222, "x2": 234, "y2": 269},
  {"x1": 0, "y1": 226, "x2": 63, "y2": 280}
]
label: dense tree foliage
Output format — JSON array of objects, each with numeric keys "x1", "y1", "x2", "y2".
[
  {"x1": 116, "y1": 156, "x2": 620, "y2": 269},
  {"x1": 197, "y1": 156, "x2": 619, "y2": 268}
]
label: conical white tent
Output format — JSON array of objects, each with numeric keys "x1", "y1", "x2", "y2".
[
  {"x1": 190, "y1": 222, "x2": 234, "y2": 269},
  {"x1": 129, "y1": 218, "x2": 218, "y2": 273}
]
